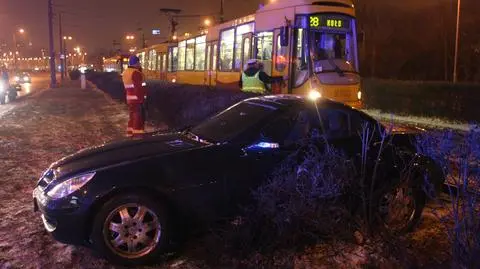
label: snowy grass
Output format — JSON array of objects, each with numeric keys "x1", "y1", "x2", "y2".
[{"x1": 363, "y1": 109, "x2": 477, "y2": 132}]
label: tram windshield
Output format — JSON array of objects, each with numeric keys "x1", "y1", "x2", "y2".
[
  {"x1": 310, "y1": 30, "x2": 357, "y2": 74},
  {"x1": 293, "y1": 14, "x2": 358, "y2": 86}
]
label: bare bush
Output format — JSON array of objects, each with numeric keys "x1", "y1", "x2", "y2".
[
  {"x1": 221, "y1": 143, "x2": 357, "y2": 259},
  {"x1": 416, "y1": 128, "x2": 480, "y2": 269}
]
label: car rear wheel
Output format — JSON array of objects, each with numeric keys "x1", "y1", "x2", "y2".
[
  {"x1": 378, "y1": 182, "x2": 426, "y2": 234},
  {"x1": 91, "y1": 193, "x2": 171, "y2": 265}
]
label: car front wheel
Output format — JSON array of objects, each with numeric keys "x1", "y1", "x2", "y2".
[
  {"x1": 378, "y1": 182, "x2": 426, "y2": 234},
  {"x1": 91, "y1": 193, "x2": 171, "y2": 265}
]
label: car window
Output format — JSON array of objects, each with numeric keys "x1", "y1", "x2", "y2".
[
  {"x1": 190, "y1": 101, "x2": 278, "y2": 143},
  {"x1": 310, "y1": 108, "x2": 350, "y2": 139},
  {"x1": 260, "y1": 110, "x2": 301, "y2": 145}
]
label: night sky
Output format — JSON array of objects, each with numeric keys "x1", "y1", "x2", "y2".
[{"x1": 1, "y1": 0, "x2": 261, "y2": 55}]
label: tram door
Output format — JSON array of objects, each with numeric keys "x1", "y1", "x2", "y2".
[
  {"x1": 272, "y1": 29, "x2": 291, "y2": 94},
  {"x1": 205, "y1": 43, "x2": 218, "y2": 87},
  {"x1": 241, "y1": 33, "x2": 253, "y2": 70}
]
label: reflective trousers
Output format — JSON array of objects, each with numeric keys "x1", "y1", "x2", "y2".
[{"x1": 127, "y1": 103, "x2": 146, "y2": 137}]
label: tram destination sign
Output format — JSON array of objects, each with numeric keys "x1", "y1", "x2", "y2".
[{"x1": 309, "y1": 15, "x2": 350, "y2": 29}]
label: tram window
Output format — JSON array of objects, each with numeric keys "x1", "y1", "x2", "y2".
[
  {"x1": 195, "y1": 36, "x2": 206, "y2": 71},
  {"x1": 311, "y1": 32, "x2": 356, "y2": 73},
  {"x1": 168, "y1": 49, "x2": 172, "y2": 72},
  {"x1": 255, "y1": 32, "x2": 273, "y2": 76},
  {"x1": 220, "y1": 28, "x2": 235, "y2": 71},
  {"x1": 242, "y1": 37, "x2": 251, "y2": 69},
  {"x1": 178, "y1": 41, "x2": 186, "y2": 71},
  {"x1": 186, "y1": 39, "x2": 195, "y2": 70},
  {"x1": 156, "y1": 54, "x2": 161, "y2": 71},
  {"x1": 212, "y1": 44, "x2": 218, "y2": 71},
  {"x1": 148, "y1": 50, "x2": 157, "y2": 71},
  {"x1": 275, "y1": 35, "x2": 287, "y2": 72},
  {"x1": 234, "y1": 23, "x2": 254, "y2": 70},
  {"x1": 138, "y1": 52, "x2": 146, "y2": 70},
  {"x1": 168, "y1": 47, "x2": 178, "y2": 72},
  {"x1": 206, "y1": 45, "x2": 211, "y2": 71},
  {"x1": 293, "y1": 28, "x2": 308, "y2": 88},
  {"x1": 162, "y1": 53, "x2": 167, "y2": 72}
]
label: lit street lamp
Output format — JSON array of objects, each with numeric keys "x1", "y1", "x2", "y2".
[
  {"x1": 204, "y1": 18, "x2": 212, "y2": 27},
  {"x1": 13, "y1": 28, "x2": 26, "y2": 71},
  {"x1": 63, "y1": 36, "x2": 73, "y2": 77}
]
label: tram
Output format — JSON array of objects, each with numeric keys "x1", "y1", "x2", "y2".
[
  {"x1": 103, "y1": 54, "x2": 130, "y2": 73},
  {"x1": 107, "y1": 0, "x2": 362, "y2": 107}
]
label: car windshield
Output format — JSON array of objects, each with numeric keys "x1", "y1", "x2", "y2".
[{"x1": 189, "y1": 101, "x2": 279, "y2": 143}]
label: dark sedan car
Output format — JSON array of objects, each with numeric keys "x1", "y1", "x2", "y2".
[{"x1": 33, "y1": 95, "x2": 444, "y2": 265}]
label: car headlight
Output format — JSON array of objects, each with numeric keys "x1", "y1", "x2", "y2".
[
  {"x1": 47, "y1": 172, "x2": 96, "y2": 199},
  {"x1": 23, "y1": 76, "x2": 29, "y2": 81},
  {"x1": 0, "y1": 84, "x2": 4, "y2": 93},
  {"x1": 14, "y1": 76, "x2": 20, "y2": 82},
  {"x1": 357, "y1": 91, "x2": 362, "y2": 100}
]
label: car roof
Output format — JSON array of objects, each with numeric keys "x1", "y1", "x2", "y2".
[{"x1": 243, "y1": 94, "x2": 356, "y2": 111}]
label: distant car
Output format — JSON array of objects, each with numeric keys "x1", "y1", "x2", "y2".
[
  {"x1": 32, "y1": 95, "x2": 445, "y2": 265},
  {"x1": 13, "y1": 72, "x2": 31, "y2": 84}
]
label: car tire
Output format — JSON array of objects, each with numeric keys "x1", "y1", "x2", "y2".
[
  {"x1": 91, "y1": 193, "x2": 171, "y2": 266},
  {"x1": 377, "y1": 182, "x2": 426, "y2": 234}
]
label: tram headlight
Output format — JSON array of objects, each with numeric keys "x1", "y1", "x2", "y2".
[
  {"x1": 308, "y1": 89, "x2": 322, "y2": 101},
  {"x1": 357, "y1": 91, "x2": 362, "y2": 100}
]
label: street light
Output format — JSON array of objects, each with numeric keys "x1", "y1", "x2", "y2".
[
  {"x1": 204, "y1": 18, "x2": 212, "y2": 27},
  {"x1": 13, "y1": 28, "x2": 26, "y2": 71},
  {"x1": 63, "y1": 36, "x2": 73, "y2": 76}
]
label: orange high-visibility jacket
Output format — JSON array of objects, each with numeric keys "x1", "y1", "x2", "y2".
[{"x1": 122, "y1": 67, "x2": 147, "y2": 104}]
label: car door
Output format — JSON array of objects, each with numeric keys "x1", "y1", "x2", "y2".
[{"x1": 223, "y1": 108, "x2": 308, "y2": 211}]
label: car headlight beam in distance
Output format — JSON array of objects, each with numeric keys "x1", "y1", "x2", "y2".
[
  {"x1": 23, "y1": 76, "x2": 29, "y2": 82},
  {"x1": 47, "y1": 172, "x2": 96, "y2": 199},
  {"x1": 14, "y1": 76, "x2": 20, "y2": 82},
  {"x1": 0, "y1": 83, "x2": 5, "y2": 93}
]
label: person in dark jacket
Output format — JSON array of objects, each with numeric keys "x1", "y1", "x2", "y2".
[{"x1": 239, "y1": 59, "x2": 286, "y2": 94}]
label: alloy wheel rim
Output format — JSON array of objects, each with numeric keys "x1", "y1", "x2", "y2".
[
  {"x1": 103, "y1": 203, "x2": 162, "y2": 259},
  {"x1": 379, "y1": 185, "x2": 416, "y2": 232}
]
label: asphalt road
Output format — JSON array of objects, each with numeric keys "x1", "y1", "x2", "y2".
[{"x1": 0, "y1": 72, "x2": 58, "y2": 118}]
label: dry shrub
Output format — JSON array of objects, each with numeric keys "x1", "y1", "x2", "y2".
[
  {"x1": 218, "y1": 143, "x2": 357, "y2": 261},
  {"x1": 416, "y1": 127, "x2": 480, "y2": 269}
]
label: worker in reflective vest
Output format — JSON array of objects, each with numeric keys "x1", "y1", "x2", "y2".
[
  {"x1": 239, "y1": 59, "x2": 286, "y2": 94},
  {"x1": 122, "y1": 55, "x2": 147, "y2": 137}
]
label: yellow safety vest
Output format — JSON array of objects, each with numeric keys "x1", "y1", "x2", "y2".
[
  {"x1": 242, "y1": 71, "x2": 266, "y2": 94},
  {"x1": 122, "y1": 67, "x2": 146, "y2": 103}
]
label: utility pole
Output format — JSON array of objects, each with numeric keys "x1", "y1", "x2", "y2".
[
  {"x1": 48, "y1": 0, "x2": 57, "y2": 88},
  {"x1": 59, "y1": 12, "x2": 64, "y2": 82},
  {"x1": 12, "y1": 33, "x2": 17, "y2": 72},
  {"x1": 137, "y1": 28, "x2": 146, "y2": 49},
  {"x1": 453, "y1": 0, "x2": 461, "y2": 83},
  {"x1": 220, "y1": 0, "x2": 225, "y2": 23}
]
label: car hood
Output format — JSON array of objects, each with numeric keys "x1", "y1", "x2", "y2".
[{"x1": 51, "y1": 132, "x2": 207, "y2": 179}]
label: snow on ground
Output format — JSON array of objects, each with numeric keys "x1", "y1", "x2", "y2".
[
  {"x1": 363, "y1": 109, "x2": 477, "y2": 132},
  {"x1": 0, "y1": 83, "x2": 451, "y2": 268}
]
